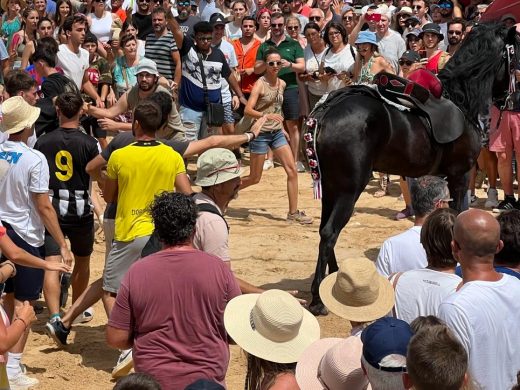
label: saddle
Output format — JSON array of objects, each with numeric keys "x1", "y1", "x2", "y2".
[{"x1": 373, "y1": 71, "x2": 466, "y2": 144}]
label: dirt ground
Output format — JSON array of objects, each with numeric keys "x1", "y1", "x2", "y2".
[{"x1": 21, "y1": 158, "x2": 491, "y2": 390}]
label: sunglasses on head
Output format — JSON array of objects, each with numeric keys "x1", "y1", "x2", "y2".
[
  {"x1": 399, "y1": 59, "x2": 414, "y2": 66},
  {"x1": 267, "y1": 60, "x2": 282, "y2": 66}
]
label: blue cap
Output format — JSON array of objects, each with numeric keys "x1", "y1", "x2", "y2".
[
  {"x1": 361, "y1": 317, "x2": 413, "y2": 372},
  {"x1": 355, "y1": 30, "x2": 378, "y2": 46}
]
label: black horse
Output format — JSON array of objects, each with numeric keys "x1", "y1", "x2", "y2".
[{"x1": 307, "y1": 23, "x2": 520, "y2": 315}]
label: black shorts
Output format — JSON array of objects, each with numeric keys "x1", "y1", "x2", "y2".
[
  {"x1": 1, "y1": 222, "x2": 45, "y2": 301},
  {"x1": 282, "y1": 87, "x2": 300, "y2": 121},
  {"x1": 45, "y1": 221, "x2": 94, "y2": 257},
  {"x1": 81, "y1": 115, "x2": 107, "y2": 139}
]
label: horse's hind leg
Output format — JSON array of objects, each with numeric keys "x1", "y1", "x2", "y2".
[{"x1": 309, "y1": 176, "x2": 370, "y2": 316}]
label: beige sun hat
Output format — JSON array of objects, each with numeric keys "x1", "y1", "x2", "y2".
[
  {"x1": 194, "y1": 148, "x2": 241, "y2": 187},
  {"x1": 319, "y1": 258, "x2": 395, "y2": 322},
  {"x1": 1, "y1": 0, "x2": 26, "y2": 12},
  {"x1": 0, "y1": 96, "x2": 40, "y2": 135},
  {"x1": 224, "y1": 289, "x2": 320, "y2": 364},
  {"x1": 296, "y1": 337, "x2": 368, "y2": 390}
]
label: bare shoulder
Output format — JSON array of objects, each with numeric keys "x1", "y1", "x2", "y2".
[{"x1": 268, "y1": 373, "x2": 300, "y2": 390}]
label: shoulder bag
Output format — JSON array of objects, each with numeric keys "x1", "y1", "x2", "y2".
[{"x1": 196, "y1": 51, "x2": 225, "y2": 127}]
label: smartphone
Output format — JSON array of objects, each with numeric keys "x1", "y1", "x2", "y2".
[
  {"x1": 353, "y1": 5, "x2": 363, "y2": 14},
  {"x1": 418, "y1": 49, "x2": 427, "y2": 59},
  {"x1": 367, "y1": 13, "x2": 381, "y2": 22},
  {"x1": 324, "y1": 66, "x2": 337, "y2": 74}
]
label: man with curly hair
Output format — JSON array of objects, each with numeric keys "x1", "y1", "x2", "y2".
[{"x1": 106, "y1": 192, "x2": 240, "y2": 390}]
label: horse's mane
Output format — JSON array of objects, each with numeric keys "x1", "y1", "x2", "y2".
[{"x1": 438, "y1": 23, "x2": 508, "y2": 122}]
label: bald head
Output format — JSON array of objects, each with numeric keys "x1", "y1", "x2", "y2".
[{"x1": 453, "y1": 209, "x2": 501, "y2": 259}]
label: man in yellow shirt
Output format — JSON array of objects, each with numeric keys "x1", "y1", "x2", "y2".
[{"x1": 102, "y1": 99, "x2": 191, "y2": 315}]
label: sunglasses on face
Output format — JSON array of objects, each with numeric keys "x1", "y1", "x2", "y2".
[
  {"x1": 438, "y1": 2, "x2": 452, "y2": 9},
  {"x1": 178, "y1": 1, "x2": 190, "y2": 5},
  {"x1": 328, "y1": 30, "x2": 340, "y2": 36},
  {"x1": 448, "y1": 30, "x2": 462, "y2": 35},
  {"x1": 399, "y1": 59, "x2": 414, "y2": 66},
  {"x1": 343, "y1": 16, "x2": 353, "y2": 21},
  {"x1": 405, "y1": 21, "x2": 418, "y2": 27},
  {"x1": 267, "y1": 61, "x2": 282, "y2": 66},
  {"x1": 412, "y1": 5, "x2": 422, "y2": 9},
  {"x1": 271, "y1": 23, "x2": 284, "y2": 27},
  {"x1": 309, "y1": 16, "x2": 322, "y2": 21},
  {"x1": 286, "y1": 26, "x2": 299, "y2": 30},
  {"x1": 196, "y1": 35, "x2": 212, "y2": 41},
  {"x1": 399, "y1": 13, "x2": 411, "y2": 18},
  {"x1": 138, "y1": 0, "x2": 150, "y2": 3}
]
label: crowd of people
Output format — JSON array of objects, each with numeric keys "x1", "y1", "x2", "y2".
[{"x1": 0, "y1": 0, "x2": 517, "y2": 388}]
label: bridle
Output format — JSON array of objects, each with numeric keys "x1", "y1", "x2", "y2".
[{"x1": 494, "y1": 36, "x2": 519, "y2": 129}]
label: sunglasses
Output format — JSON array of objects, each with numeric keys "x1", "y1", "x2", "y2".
[
  {"x1": 267, "y1": 60, "x2": 282, "y2": 66},
  {"x1": 448, "y1": 30, "x2": 462, "y2": 35},
  {"x1": 271, "y1": 23, "x2": 284, "y2": 27},
  {"x1": 93, "y1": 0, "x2": 104, "y2": 3},
  {"x1": 138, "y1": 0, "x2": 150, "y2": 3},
  {"x1": 399, "y1": 13, "x2": 411, "y2": 18},
  {"x1": 178, "y1": 1, "x2": 190, "y2": 5},
  {"x1": 196, "y1": 35, "x2": 212, "y2": 41},
  {"x1": 342, "y1": 16, "x2": 353, "y2": 21},
  {"x1": 438, "y1": 2, "x2": 452, "y2": 8},
  {"x1": 328, "y1": 30, "x2": 341, "y2": 36},
  {"x1": 399, "y1": 59, "x2": 414, "y2": 66},
  {"x1": 412, "y1": 5, "x2": 422, "y2": 9},
  {"x1": 280, "y1": 0, "x2": 292, "y2": 3},
  {"x1": 309, "y1": 16, "x2": 322, "y2": 21},
  {"x1": 286, "y1": 26, "x2": 299, "y2": 31},
  {"x1": 405, "y1": 21, "x2": 418, "y2": 27}
]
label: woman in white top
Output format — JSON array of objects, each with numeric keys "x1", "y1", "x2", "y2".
[
  {"x1": 299, "y1": 21, "x2": 327, "y2": 110},
  {"x1": 120, "y1": 20, "x2": 145, "y2": 57},
  {"x1": 320, "y1": 22, "x2": 356, "y2": 92},
  {"x1": 390, "y1": 208, "x2": 462, "y2": 324},
  {"x1": 226, "y1": 0, "x2": 247, "y2": 40},
  {"x1": 89, "y1": 0, "x2": 121, "y2": 44}
]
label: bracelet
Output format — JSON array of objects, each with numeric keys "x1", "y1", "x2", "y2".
[
  {"x1": 14, "y1": 317, "x2": 27, "y2": 330},
  {"x1": 245, "y1": 133, "x2": 252, "y2": 143},
  {"x1": 245, "y1": 131, "x2": 256, "y2": 141}
]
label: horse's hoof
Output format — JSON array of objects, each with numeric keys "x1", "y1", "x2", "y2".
[{"x1": 309, "y1": 303, "x2": 328, "y2": 316}]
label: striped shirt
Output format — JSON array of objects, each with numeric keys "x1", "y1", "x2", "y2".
[{"x1": 145, "y1": 32, "x2": 178, "y2": 81}]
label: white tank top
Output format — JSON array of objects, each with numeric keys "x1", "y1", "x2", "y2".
[{"x1": 89, "y1": 11, "x2": 112, "y2": 43}]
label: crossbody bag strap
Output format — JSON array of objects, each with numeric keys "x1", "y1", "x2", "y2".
[
  {"x1": 319, "y1": 47, "x2": 332, "y2": 73},
  {"x1": 196, "y1": 50, "x2": 210, "y2": 106}
]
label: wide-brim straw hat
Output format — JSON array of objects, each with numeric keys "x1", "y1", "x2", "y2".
[
  {"x1": 0, "y1": 96, "x2": 40, "y2": 135},
  {"x1": 296, "y1": 337, "x2": 369, "y2": 390},
  {"x1": 224, "y1": 289, "x2": 320, "y2": 364},
  {"x1": 1, "y1": 0, "x2": 27, "y2": 12},
  {"x1": 319, "y1": 257, "x2": 395, "y2": 322}
]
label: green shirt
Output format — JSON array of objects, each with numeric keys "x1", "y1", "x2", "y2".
[{"x1": 256, "y1": 35, "x2": 304, "y2": 90}]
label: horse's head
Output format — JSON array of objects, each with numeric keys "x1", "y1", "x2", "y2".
[
  {"x1": 490, "y1": 25, "x2": 520, "y2": 107},
  {"x1": 439, "y1": 23, "x2": 520, "y2": 123}
]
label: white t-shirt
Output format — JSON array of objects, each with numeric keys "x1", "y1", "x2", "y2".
[
  {"x1": 225, "y1": 22, "x2": 242, "y2": 41},
  {"x1": 376, "y1": 225, "x2": 427, "y2": 277},
  {"x1": 0, "y1": 141, "x2": 49, "y2": 247},
  {"x1": 213, "y1": 40, "x2": 237, "y2": 104},
  {"x1": 377, "y1": 29, "x2": 406, "y2": 73},
  {"x1": 438, "y1": 274, "x2": 520, "y2": 390},
  {"x1": 304, "y1": 45, "x2": 328, "y2": 96},
  {"x1": 390, "y1": 268, "x2": 461, "y2": 324},
  {"x1": 322, "y1": 45, "x2": 356, "y2": 92},
  {"x1": 57, "y1": 44, "x2": 89, "y2": 90}
]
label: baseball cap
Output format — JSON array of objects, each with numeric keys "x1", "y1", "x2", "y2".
[
  {"x1": 136, "y1": 58, "x2": 159, "y2": 76},
  {"x1": 194, "y1": 148, "x2": 241, "y2": 187},
  {"x1": 361, "y1": 317, "x2": 413, "y2": 372},
  {"x1": 406, "y1": 28, "x2": 422, "y2": 38},
  {"x1": 210, "y1": 13, "x2": 229, "y2": 27},
  {"x1": 400, "y1": 50, "x2": 420, "y2": 62}
]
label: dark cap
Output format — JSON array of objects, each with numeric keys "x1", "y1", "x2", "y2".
[
  {"x1": 185, "y1": 380, "x2": 225, "y2": 390},
  {"x1": 405, "y1": 16, "x2": 420, "y2": 26},
  {"x1": 361, "y1": 317, "x2": 413, "y2": 372},
  {"x1": 406, "y1": 27, "x2": 422, "y2": 38},
  {"x1": 209, "y1": 13, "x2": 229, "y2": 26},
  {"x1": 400, "y1": 50, "x2": 420, "y2": 62},
  {"x1": 420, "y1": 22, "x2": 444, "y2": 40}
]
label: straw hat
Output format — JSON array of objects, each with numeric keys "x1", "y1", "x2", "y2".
[
  {"x1": 224, "y1": 289, "x2": 320, "y2": 364},
  {"x1": 0, "y1": 96, "x2": 40, "y2": 135},
  {"x1": 296, "y1": 337, "x2": 369, "y2": 390},
  {"x1": 1, "y1": 0, "x2": 26, "y2": 12},
  {"x1": 319, "y1": 258, "x2": 395, "y2": 322}
]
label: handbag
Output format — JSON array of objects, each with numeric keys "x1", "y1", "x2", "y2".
[{"x1": 196, "y1": 51, "x2": 225, "y2": 127}]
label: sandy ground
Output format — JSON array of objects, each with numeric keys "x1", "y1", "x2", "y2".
[{"x1": 21, "y1": 157, "x2": 492, "y2": 390}]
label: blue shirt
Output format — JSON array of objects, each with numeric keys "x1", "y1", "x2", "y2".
[{"x1": 455, "y1": 265, "x2": 520, "y2": 280}]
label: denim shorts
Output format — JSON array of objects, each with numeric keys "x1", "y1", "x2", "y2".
[
  {"x1": 282, "y1": 87, "x2": 300, "y2": 121},
  {"x1": 223, "y1": 101, "x2": 234, "y2": 124},
  {"x1": 249, "y1": 129, "x2": 288, "y2": 154},
  {"x1": 180, "y1": 105, "x2": 205, "y2": 141}
]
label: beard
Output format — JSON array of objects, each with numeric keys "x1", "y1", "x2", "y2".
[{"x1": 448, "y1": 37, "x2": 461, "y2": 45}]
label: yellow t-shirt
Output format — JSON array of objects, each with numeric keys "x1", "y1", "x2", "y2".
[{"x1": 106, "y1": 140, "x2": 186, "y2": 242}]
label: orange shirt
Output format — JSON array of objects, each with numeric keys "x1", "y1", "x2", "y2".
[{"x1": 233, "y1": 38, "x2": 261, "y2": 94}]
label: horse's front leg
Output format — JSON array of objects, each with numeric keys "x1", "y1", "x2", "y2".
[{"x1": 448, "y1": 171, "x2": 470, "y2": 212}]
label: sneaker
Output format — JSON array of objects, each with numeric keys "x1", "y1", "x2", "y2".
[
  {"x1": 8, "y1": 372, "x2": 39, "y2": 390},
  {"x1": 72, "y1": 307, "x2": 94, "y2": 325},
  {"x1": 287, "y1": 210, "x2": 313, "y2": 225},
  {"x1": 493, "y1": 197, "x2": 518, "y2": 213},
  {"x1": 484, "y1": 188, "x2": 499, "y2": 209},
  {"x1": 296, "y1": 161, "x2": 306, "y2": 173},
  {"x1": 45, "y1": 319, "x2": 70, "y2": 347},
  {"x1": 469, "y1": 194, "x2": 478, "y2": 206},
  {"x1": 112, "y1": 349, "x2": 133, "y2": 379},
  {"x1": 395, "y1": 207, "x2": 414, "y2": 220},
  {"x1": 263, "y1": 159, "x2": 274, "y2": 171}
]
